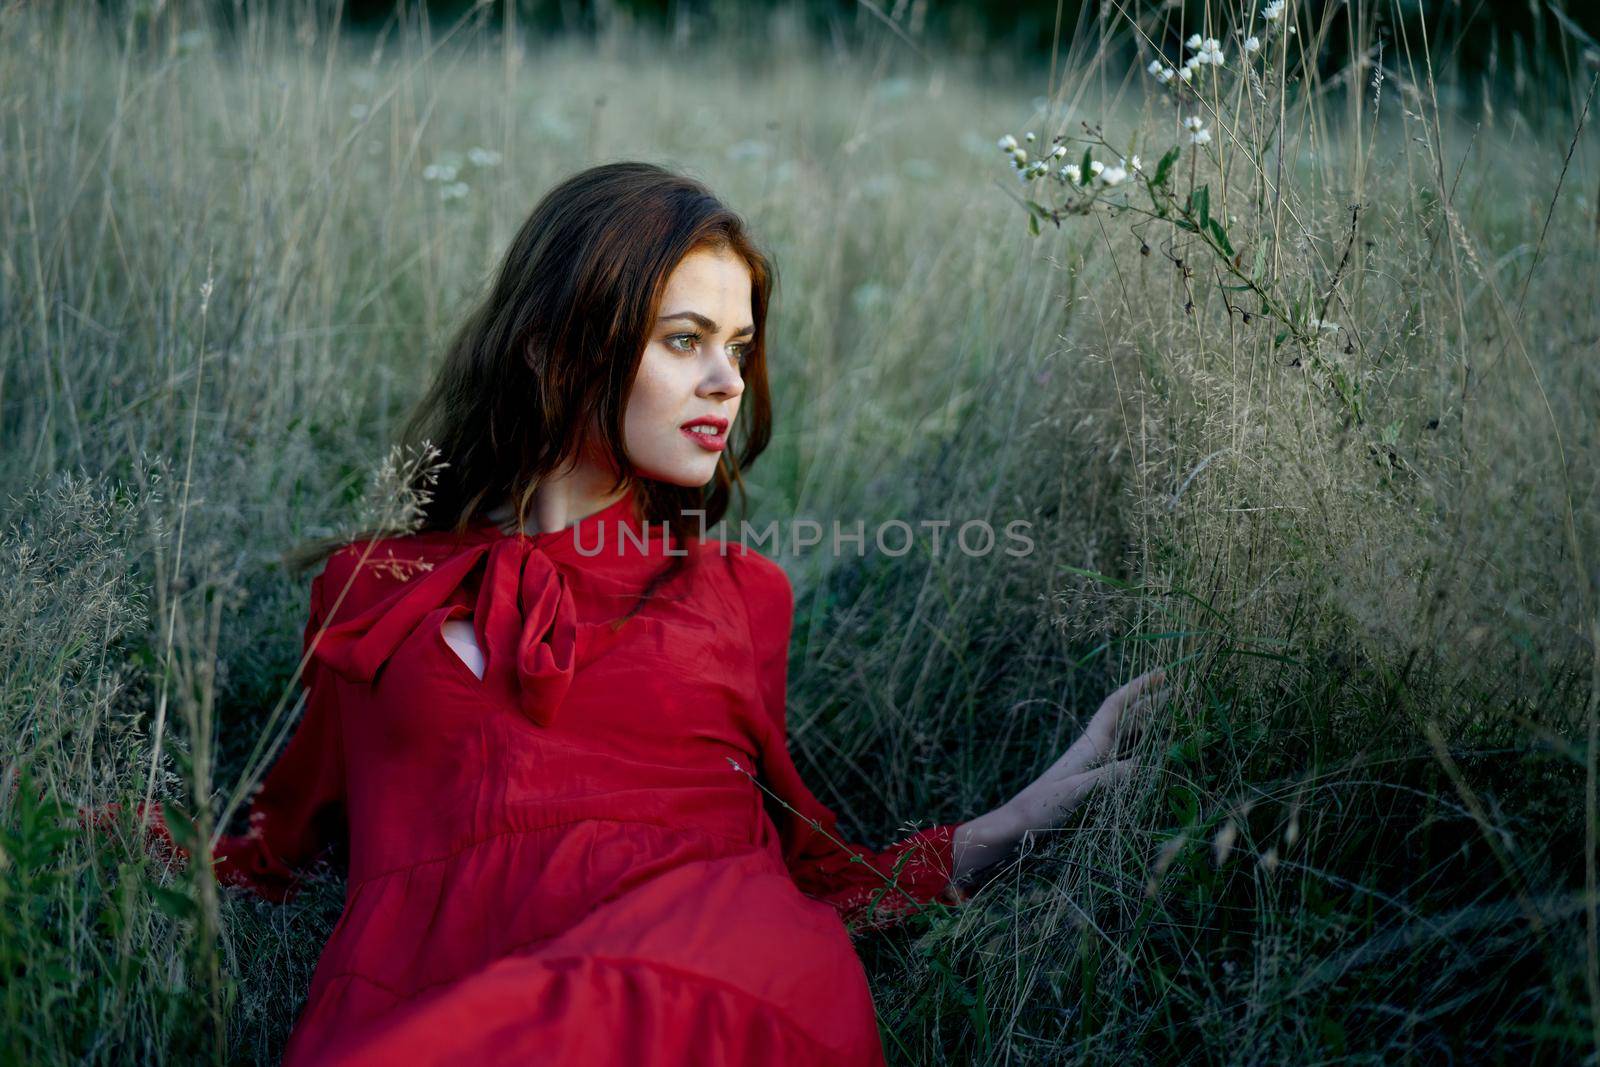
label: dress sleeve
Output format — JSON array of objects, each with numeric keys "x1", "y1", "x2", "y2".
[
  {"x1": 212, "y1": 566, "x2": 348, "y2": 903},
  {"x1": 737, "y1": 550, "x2": 967, "y2": 936}
]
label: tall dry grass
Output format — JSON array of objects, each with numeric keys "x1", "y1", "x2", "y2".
[{"x1": 1, "y1": 0, "x2": 1595, "y2": 1062}]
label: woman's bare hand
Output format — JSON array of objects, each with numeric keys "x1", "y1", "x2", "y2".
[{"x1": 951, "y1": 667, "x2": 1167, "y2": 886}]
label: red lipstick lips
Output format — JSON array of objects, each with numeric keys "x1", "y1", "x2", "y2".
[{"x1": 680, "y1": 415, "x2": 729, "y2": 452}]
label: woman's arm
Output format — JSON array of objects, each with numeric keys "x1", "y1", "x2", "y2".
[
  {"x1": 736, "y1": 550, "x2": 967, "y2": 933},
  {"x1": 733, "y1": 546, "x2": 1164, "y2": 923},
  {"x1": 750, "y1": 728, "x2": 966, "y2": 934},
  {"x1": 948, "y1": 668, "x2": 1166, "y2": 885},
  {"x1": 89, "y1": 568, "x2": 352, "y2": 899},
  {"x1": 210, "y1": 567, "x2": 349, "y2": 902}
]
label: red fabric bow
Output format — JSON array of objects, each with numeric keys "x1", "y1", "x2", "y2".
[{"x1": 309, "y1": 535, "x2": 587, "y2": 727}]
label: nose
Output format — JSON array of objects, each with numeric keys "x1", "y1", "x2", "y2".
[{"x1": 698, "y1": 347, "x2": 745, "y2": 400}]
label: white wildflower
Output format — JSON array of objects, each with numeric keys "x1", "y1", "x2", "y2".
[
  {"x1": 1089, "y1": 159, "x2": 1105, "y2": 176},
  {"x1": 1048, "y1": 145, "x2": 1068, "y2": 159},
  {"x1": 423, "y1": 162, "x2": 459, "y2": 182},
  {"x1": 1177, "y1": 65, "x2": 1194, "y2": 82},
  {"x1": 1024, "y1": 131, "x2": 1037, "y2": 143},
  {"x1": 1147, "y1": 59, "x2": 1164, "y2": 75},
  {"x1": 1190, "y1": 127, "x2": 1212, "y2": 146},
  {"x1": 1129, "y1": 154, "x2": 1142, "y2": 172},
  {"x1": 467, "y1": 146, "x2": 502, "y2": 167},
  {"x1": 1099, "y1": 164, "x2": 1128, "y2": 186},
  {"x1": 1199, "y1": 39, "x2": 1225, "y2": 65},
  {"x1": 1263, "y1": 1, "x2": 1285, "y2": 21},
  {"x1": 1186, "y1": 33, "x2": 1204, "y2": 50},
  {"x1": 1156, "y1": 66, "x2": 1176, "y2": 84},
  {"x1": 439, "y1": 181, "x2": 469, "y2": 201},
  {"x1": 1183, "y1": 116, "x2": 1207, "y2": 131},
  {"x1": 1062, "y1": 163, "x2": 1082, "y2": 184},
  {"x1": 1011, "y1": 148, "x2": 1029, "y2": 167},
  {"x1": 997, "y1": 134, "x2": 1018, "y2": 152},
  {"x1": 1244, "y1": 36, "x2": 1261, "y2": 53}
]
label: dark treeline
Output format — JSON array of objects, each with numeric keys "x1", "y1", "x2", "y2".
[
  {"x1": 112, "y1": 0, "x2": 1600, "y2": 79},
  {"x1": 325, "y1": 0, "x2": 1598, "y2": 81},
  {"x1": 95, "y1": 1, "x2": 1600, "y2": 111}
]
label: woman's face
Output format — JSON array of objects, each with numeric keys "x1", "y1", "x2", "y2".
[{"x1": 620, "y1": 245, "x2": 753, "y2": 487}]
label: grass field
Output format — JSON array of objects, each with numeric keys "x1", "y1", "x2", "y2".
[{"x1": 2, "y1": 1, "x2": 1597, "y2": 1062}]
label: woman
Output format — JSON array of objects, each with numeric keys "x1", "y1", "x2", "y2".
[{"x1": 202, "y1": 161, "x2": 1160, "y2": 1065}]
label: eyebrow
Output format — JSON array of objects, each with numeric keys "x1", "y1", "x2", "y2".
[{"x1": 658, "y1": 311, "x2": 755, "y2": 338}]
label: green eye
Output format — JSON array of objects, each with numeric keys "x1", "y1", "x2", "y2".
[{"x1": 670, "y1": 332, "x2": 750, "y2": 369}]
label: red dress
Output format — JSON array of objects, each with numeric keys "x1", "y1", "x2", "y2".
[{"x1": 213, "y1": 485, "x2": 965, "y2": 1066}]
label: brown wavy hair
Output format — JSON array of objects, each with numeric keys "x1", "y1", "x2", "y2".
[{"x1": 288, "y1": 160, "x2": 778, "y2": 606}]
